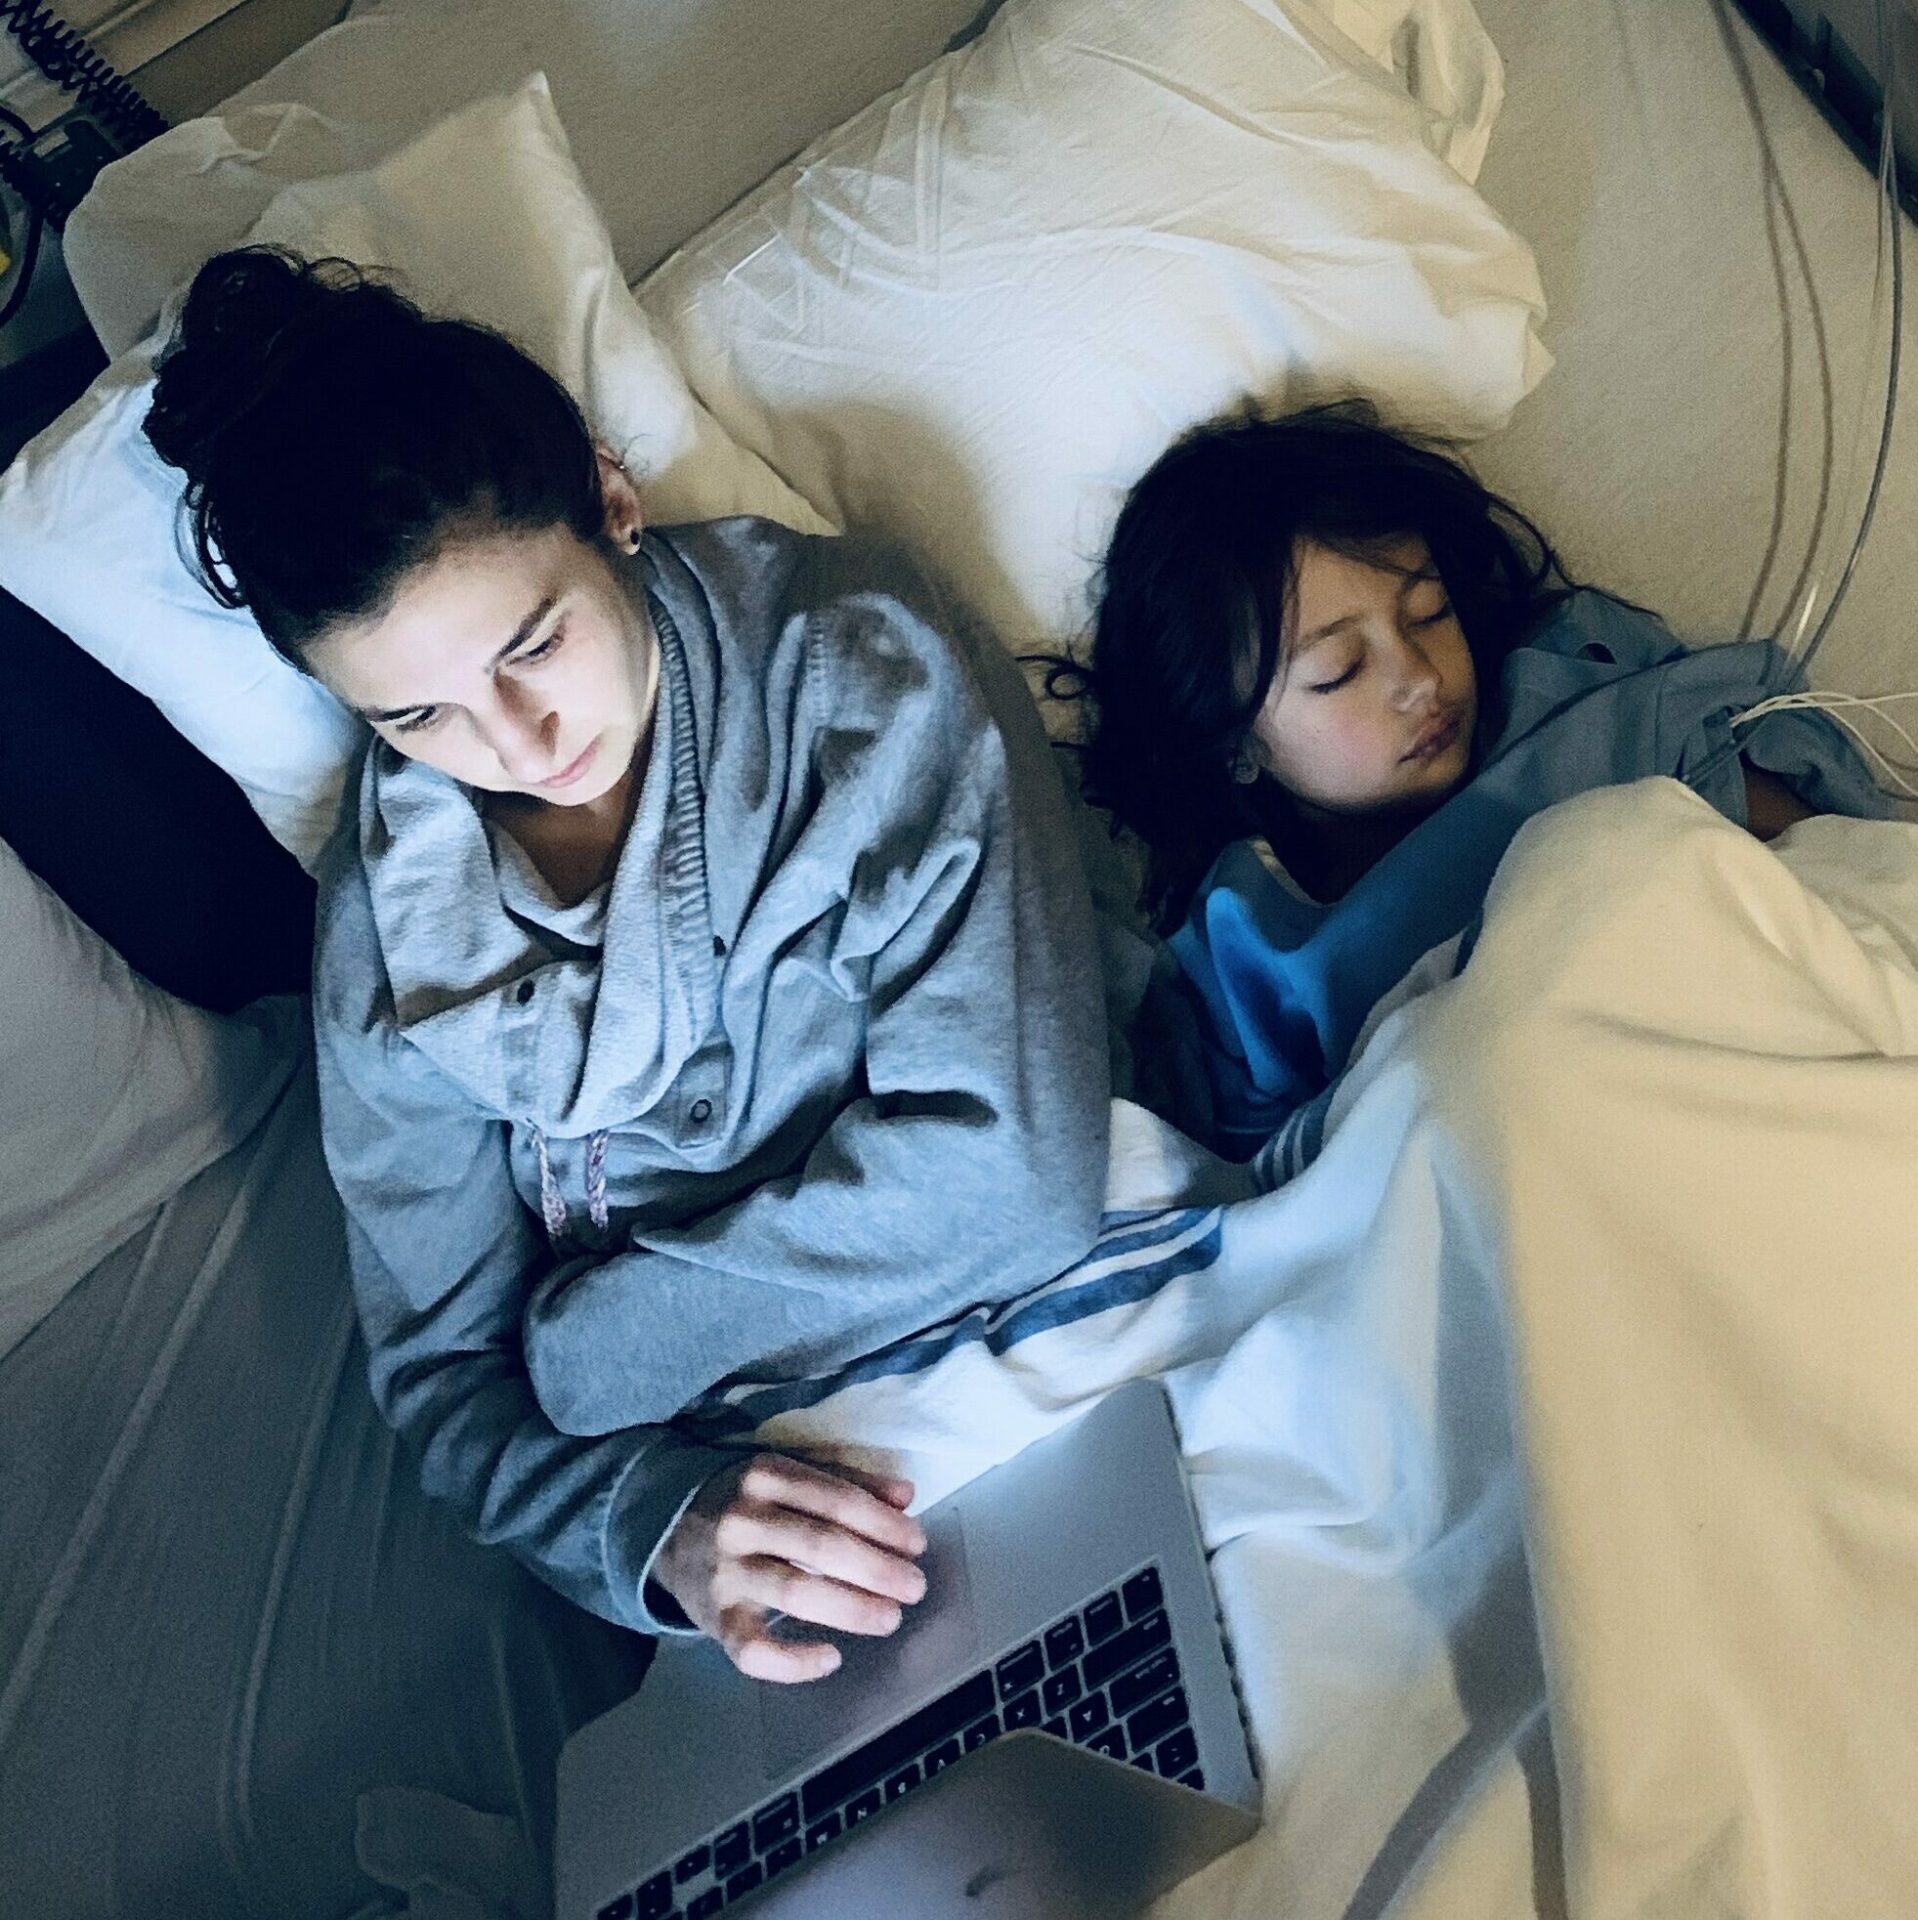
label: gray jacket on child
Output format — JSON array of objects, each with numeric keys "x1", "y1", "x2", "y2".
[{"x1": 312, "y1": 519, "x2": 1114, "y2": 1633}]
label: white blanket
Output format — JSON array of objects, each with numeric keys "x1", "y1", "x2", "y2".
[{"x1": 694, "y1": 779, "x2": 1918, "y2": 1918}]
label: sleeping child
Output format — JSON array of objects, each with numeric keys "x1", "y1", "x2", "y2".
[{"x1": 1066, "y1": 401, "x2": 1889, "y2": 1157}]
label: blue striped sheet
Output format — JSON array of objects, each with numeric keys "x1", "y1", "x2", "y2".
[{"x1": 682, "y1": 1205, "x2": 1226, "y2": 1439}]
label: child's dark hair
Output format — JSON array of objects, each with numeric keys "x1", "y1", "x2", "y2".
[
  {"x1": 144, "y1": 247, "x2": 603, "y2": 659},
  {"x1": 1069, "y1": 400, "x2": 1569, "y2": 927}
]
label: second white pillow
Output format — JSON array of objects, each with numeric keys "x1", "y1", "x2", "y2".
[{"x1": 640, "y1": 0, "x2": 1550, "y2": 650}]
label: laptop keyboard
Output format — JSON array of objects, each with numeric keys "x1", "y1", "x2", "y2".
[{"x1": 593, "y1": 1559, "x2": 1204, "y2": 1920}]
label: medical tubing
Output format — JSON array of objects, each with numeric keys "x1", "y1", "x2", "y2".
[
  {"x1": 1731, "y1": 688, "x2": 1918, "y2": 799},
  {"x1": 1780, "y1": 0, "x2": 1903, "y2": 689},
  {"x1": 1686, "y1": 0, "x2": 1907, "y2": 803}
]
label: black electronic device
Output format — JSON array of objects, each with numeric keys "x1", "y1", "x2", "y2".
[{"x1": 0, "y1": 3, "x2": 170, "y2": 327}]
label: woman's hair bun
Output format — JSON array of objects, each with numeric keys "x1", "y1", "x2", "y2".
[
  {"x1": 141, "y1": 243, "x2": 602, "y2": 655},
  {"x1": 144, "y1": 247, "x2": 411, "y2": 490}
]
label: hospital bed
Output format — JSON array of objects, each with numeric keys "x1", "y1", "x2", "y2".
[{"x1": 3, "y1": 3, "x2": 1916, "y2": 1917}]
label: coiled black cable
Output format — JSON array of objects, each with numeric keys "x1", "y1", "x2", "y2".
[
  {"x1": 0, "y1": 0, "x2": 168, "y2": 148},
  {"x1": 0, "y1": 100, "x2": 45, "y2": 327}
]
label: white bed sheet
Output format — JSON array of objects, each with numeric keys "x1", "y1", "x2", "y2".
[{"x1": 0, "y1": 1064, "x2": 651, "y2": 1918}]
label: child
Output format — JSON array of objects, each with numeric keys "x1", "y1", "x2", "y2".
[{"x1": 1071, "y1": 402, "x2": 1887, "y2": 1157}]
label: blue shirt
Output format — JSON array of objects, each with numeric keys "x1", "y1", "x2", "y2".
[{"x1": 1171, "y1": 591, "x2": 1889, "y2": 1157}]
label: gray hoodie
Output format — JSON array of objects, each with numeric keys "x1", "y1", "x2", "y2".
[{"x1": 312, "y1": 519, "x2": 1115, "y2": 1633}]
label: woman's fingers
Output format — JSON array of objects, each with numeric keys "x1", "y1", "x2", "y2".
[
  {"x1": 736, "y1": 1454, "x2": 926, "y2": 1557},
  {"x1": 716, "y1": 1604, "x2": 844, "y2": 1685},
  {"x1": 733, "y1": 1557, "x2": 910, "y2": 1636},
  {"x1": 658, "y1": 1453, "x2": 935, "y2": 1683},
  {"x1": 824, "y1": 1462, "x2": 919, "y2": 1510},
  {"x1": 717, "y1": 1503, "x2": 927, "y2": 1607}
]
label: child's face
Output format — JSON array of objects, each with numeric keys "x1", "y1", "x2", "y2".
[{"x1": 1249, "y1": 535, "x2": 1477, "y2": 817}]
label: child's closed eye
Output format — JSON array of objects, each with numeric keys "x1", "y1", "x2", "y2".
[{"x1": 1308, "y1": 661, "x2": 1361, "y2": 695}]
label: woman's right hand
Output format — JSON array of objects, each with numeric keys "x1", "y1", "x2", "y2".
[{"x1": 651, "y1": 1452, "x2": 928, "y2": 1682}]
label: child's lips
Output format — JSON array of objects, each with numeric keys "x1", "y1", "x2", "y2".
[{"x1": 1403, "y1": 709, "x2": 1463, "y2": 763}]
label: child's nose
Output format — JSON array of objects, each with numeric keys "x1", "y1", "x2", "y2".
[{"x1": 1388, "y1": 640, "x2": 1442, "y2": 712}]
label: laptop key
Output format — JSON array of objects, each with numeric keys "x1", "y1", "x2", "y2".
[
  {"x1": 1122, "y1": 1566, "x2": 1164, "y2": 1621},
  {"x1": 995, "y1": 1642, "x2": 1045, "y2": 1698},
  {"x1": 800, "y1": 1669, "x2": 994, "y2": 1824},
  {"x1": 1157, "y1": 1727, "x2": 1200, "y2": 1777},
  {"x1": 1084, "y1": 1591, "x2": 1124, "y2": 1644},
  {"x1": 1003, "y1": 1689, "x2": 1042, "y2": 1731},
  {"x1": 804, "y1": 1813, "x2": 842, "y2": 1851},
  {"x1": 885, "y1": 1762, "x2": 921, "y2": 1802},
  {"x1": 674, "y1": 1844, "x2": 710, "y2": 1884},
  {"x1": 1130, "y1": 1750, "x2": 1158, "y2": 1772},
  {"x1": 766, "y1": 1839, "x2": 803, "y2": 1876},
  {"x1": 1044, "y1": 1715, "x2": 1067, "y2": 1739},
  {"x1": 1045, "y1": 1618, "x2": 1086, "y2": 1669},
  {"x1": 687, "y1": 1894, "x2": 723, "y2": 1920},
  {"x1": 638, "y1": 1872, "x2": 674, "y2": 1919},
  {"x1": 923, "y1": 1738, "x2": 962, "y2": 1778},
  {"x1": 1082, "y1": 1609, "x2": 1171, "y2": 1691},
  {"x1": 1110, "y1": 1648, "x2": 1180, "y2": 1718},
  {"x1": 963, "y1": 1713, "x2": 1001, "y2": 1752},
  {"x1": 846, "y1": 1788, "x2": 883, "y2": 1827},
  {"x1": 1126, "y1": 1685, "x2": 1189, "y2": 1753},
  {"x1": 724, "y1": 1863, "x2": 764, "y2": 1901},
  {"x1": 1068, "y1": 1693, "x2": 1111, "y2": 1740},
  {"x1": 1041, "y1": 1667, "x2": 1082, "y2": 1714},
  {"x1": 752, "y1": 1793, "x2": 799, "y2": 1852},
  {"x1": 713, "y1": 1823, "x2": 750, "y2": 1876},
  {"x1": 1087, "y1": 1724, "x2": 1127, "y2": 1762},
  {"x1": 1178, "y1": 1767, "x2": 1207, "y2": 1792},
  {"x1": 596, "y1": 1896, "x2": 635, "y2": 1920}
]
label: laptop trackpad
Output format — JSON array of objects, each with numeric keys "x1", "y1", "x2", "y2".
[{"x1": 758, "y1": 1510, "x2": 981, "y2": 1779}]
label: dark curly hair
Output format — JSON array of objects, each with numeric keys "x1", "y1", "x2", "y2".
[
  {"x1": 1064, "y1": 400, "x2": 1570, "y2": 926},
  {"x1": 144, "y1": 246, "x2": 603, "y2": 658}
]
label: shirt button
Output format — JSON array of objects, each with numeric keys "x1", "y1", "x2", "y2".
[
  {"x1": 689, "y1": 1098, "x2": 714, "y2": 1125},
  {"x1": 515, "y1": 979, "x2": 536, "y2": 1006}
]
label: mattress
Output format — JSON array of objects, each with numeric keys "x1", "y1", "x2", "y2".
[{"x1": 0, "y1": 1064, "x2": 652, "y2": 1917}]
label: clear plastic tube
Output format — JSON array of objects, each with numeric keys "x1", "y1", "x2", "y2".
[{"x1": 1776, "y1": 0, "x2": 1903, "y2": 689}]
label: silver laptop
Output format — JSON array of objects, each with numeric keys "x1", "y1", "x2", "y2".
[{"x1": 556, "y1": 1379, "x2": 1260, "y2": 1920}]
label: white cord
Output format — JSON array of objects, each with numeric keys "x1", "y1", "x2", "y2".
[
  {"x1": 1731, "y1": 688, "x2": 1918, "y2": 798},
  {"x1": 1774, "y1": 0, "x2": 1903, "y2": 688}
]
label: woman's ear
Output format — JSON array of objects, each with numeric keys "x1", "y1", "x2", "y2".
[{"x1": 596, "y1": 446, "x2": 645, "y2": 553}]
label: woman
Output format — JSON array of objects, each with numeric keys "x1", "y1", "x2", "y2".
[
  {"x1": 1069, "y1": 402, "x2": 1887, "y2": 1156},
  {"x1": 146, "y1": 248, "x2": 1121, "y2": 1682}
]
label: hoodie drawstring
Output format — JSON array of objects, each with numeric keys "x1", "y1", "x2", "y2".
[
  {"x1": 530, "y1": 1125, "x2": 612, "y2": 1247},
  {"x1": 584, "y1": 1130, "x2": 609, "y2": 1233},
  {"x1": 531, "y1": 1126, "x2": 568, "y2": 1246}
]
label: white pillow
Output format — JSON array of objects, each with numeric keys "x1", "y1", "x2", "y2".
[
  {"x1": 638, "y1": 0, "x2": 1550, "y2": 651},
  {"x1": 0, "y1": 77, "x2": 829, "y2": 869},
  {"x1": 0, "y1": 836, "x2": 300, "y2": 1361}
]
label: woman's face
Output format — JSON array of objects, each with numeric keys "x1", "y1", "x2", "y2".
[
  {"x1": 1249, "y1": 535, "x2": 1477, "y2": 817},
  {"x1": 305, "y1": 515, "x2": 656, "y2": 810}
]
